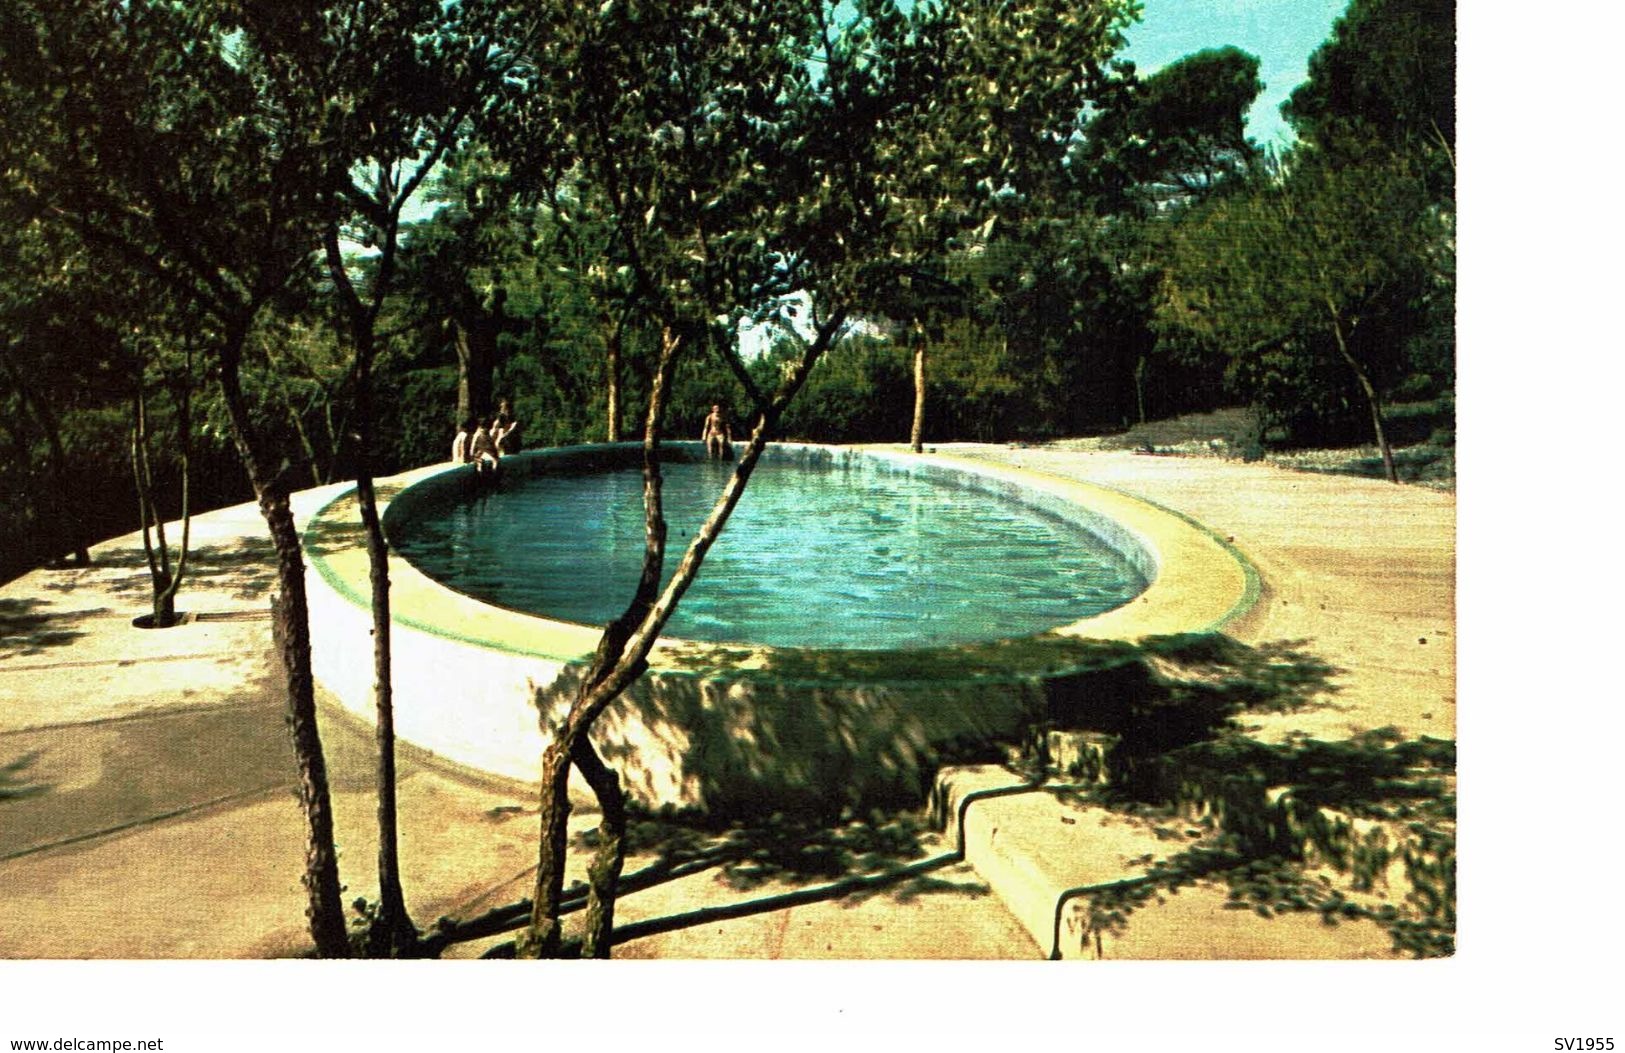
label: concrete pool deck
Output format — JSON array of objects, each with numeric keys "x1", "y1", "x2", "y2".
[{"x1": 0, "y1": 445, "x2": 1453, "y2": 958}]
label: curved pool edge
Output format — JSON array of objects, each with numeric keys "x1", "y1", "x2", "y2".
[
  {"x1": 300, "y1": 442, "x2": 1260, "y2": 811},
  {"x1": 886, "y1": 449, "x2": 1259, "y2": 642}
]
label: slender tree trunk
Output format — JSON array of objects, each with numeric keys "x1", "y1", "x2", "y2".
[
  {"x1": 217, "y1": 347, "x2": 350, "y2": 958},
  {"x1": 356, "y1": 467, "x2": 415, "y2": 955},
  {"x1": 161, "y1": 366, "x2": 192, "y2": 620},
  {"x1": 287, "y1": 401, "x2": 327, "y2": 489},
  {"x1": 572, "y1": 736, "x2": 626, "y2": 958},
  {"x1": 130, "y1": 368, "x2": 193, "y2": 628},
  {"x1": 910, "y1": 334, "x2": 926, "y2": 454},
  {"x1": 131, "y1": 383, "x2": 175, "y2": 626},
  {"x1": 1329, "y1": 311, "x2": 1397, "y2": 484},
  {"x1": 1134, "y1": 356, "x2": 1149, "y2": 426},
  {"x1": 517, "y1": 312, "x2": 848, "y2": 959},
  {"x1": 258, "y1": 341, "x2": 330, "y2": 487},
  {"x1": 453, "y1": 294, "x2": 507, "y2": 426},
  {"x1": 519, "y1": 324, "x2": 681, "y2": 960},
  {"x1": 453, "y1": 320, "x2": 495, "y2": 424},
  {"x1": 325, "y1": 218, "x2": 416, "y2": 955},
  {"x1": 520, "y1": 739, "x2": 576, "y2": 958},
  {"x1": 130, "y1": 383, "x2": 167, "y2": 625},
  {"x1": 352, "y1": 331, "x2": 414, "y2": 956},
  {"x1": 605, "y1": 317, "x2": 624, "y2": 443}
]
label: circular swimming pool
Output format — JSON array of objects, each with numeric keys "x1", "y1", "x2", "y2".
[
  {"x1": 389, "y1": 450, "x2": 1149, "y2": 649},
  {"x1": 309, "y1": 444, "x2": 1255, "y2": 809}
]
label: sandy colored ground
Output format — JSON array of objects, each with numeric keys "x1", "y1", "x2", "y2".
[{"x1": 0, "y1": 446, "x2": 1453, "y2": 959}]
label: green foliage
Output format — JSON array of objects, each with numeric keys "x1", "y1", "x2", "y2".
[
  {"x1": 0, "y1": 0, "x2": 1459, "y2": 574},
  {"x1": 1078, "y1": 46, "x2": 1264, "y2": 213},
  {"x1": 0, "y1": 0, "x2": 1457, "y2": 552},
  {"x1": 1154, "y1": 150, "x2": 1448, "y2": 448},
  {"x1": 1283, "y1": 0, "x2": 1456, "y2": 191},
  {"x1": 777, "y1": 334, "x2": 914, "y2": 442},
  {"x1": 0, "y1": 156, "x2": 241, "y2": 580},
  {"x1": 0, "y1": 1, "x2": 1462, "y2": 968}
]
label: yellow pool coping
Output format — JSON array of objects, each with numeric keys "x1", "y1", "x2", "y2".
[
  {"x1": 302, "y1": 445, "x2": 1259, "y2": 682},
  {"x1": 926, "y1": 452, "x2": 1260, "y2": 641}
]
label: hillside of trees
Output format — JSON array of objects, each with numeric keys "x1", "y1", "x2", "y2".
[{"x1": 1, "y1": 0, "x2": 1453, "y2": 585}]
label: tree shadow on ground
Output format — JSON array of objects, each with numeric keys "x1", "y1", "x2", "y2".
[
  {"x1": 39, "y1": 537, "x2": 281, "y2": 605},
  {"x1": 300, "y1": 508, "x2": 366, "y2": 559},
  {"x1": 422, "y1": 804, "x2": 985, "y2": 959},
  {"x1": 0, "y1": 752, "x2": 47, "y2": 802},
  {"x1": 590, "y1": 632, "x2": 1343, "y2": 819},
  {"x1": 0, "y1": 598, "x2": 101, "y2": 656},
  {"x1": 1026, "y1": 632, "x2": 1343, "y2": 786},
  {"x1": 1053, "y1": 727, "x2": 1455, "y2": 959},
  {"x1": 1280, "y1": 444, "x2": 1454, "y2": 487},
  {"x1": 301, "y1": 484, "x2": 412, "y2": 560},
  {"x1": 175, "y1": 538, "x2": 281, "y2": 600},
  {"x1": 431, "y1": 632, "x2": 1348, "y2": 958},
  {"x1": 600, "y1": 806, "x2": 981, "y2": 905}
]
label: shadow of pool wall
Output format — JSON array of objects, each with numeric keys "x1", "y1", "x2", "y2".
[
  {"x1": 304, "y1": 443, "x2": 1239, "y2": 815},
  {"x1": 545, "y1": 664, "x2": 1051, "y2": 816}
]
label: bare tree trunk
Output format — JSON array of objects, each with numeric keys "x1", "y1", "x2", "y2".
[
  {"x1": 1329, "y1": 311, "x2": 1397, "y2": 484},
  {"x1": 347, "y1": 319, "x2": 414, "y2": 956},
  {"x1": 163, "y1": 363, "x2": 193, "y2": 619},
  {"x1": 453, "y1": 321, "x2": 492, "y2": 425},
  {"x1": 605, "y1": 315, "x2": 624, "y2": 443},
  {"x1": 217, "y1": 347, "x2": 350, "y2": 958},
  {"x1": 129, "y1": 364, "x2": 194, "y2": 628},
  {"x1": 356, "y1": 468, "x2": 415, "y2": 955},
  {"x1": 910, "y1": 334, "x2": 926, "y2": 454},
  {"x1": 325, "y1": 219, "x2": 416, "y2": 956},
  {"x1": 1134, "y1": 355, "x2": 1149, "y2": 426},
  {"x1": 130, "y1": 384, "x2": 168, "y2": 624},
  {"x1": 453, "y1": 294, "x2": 507, "y2": 425},
  {"x1": 521, "y1": 739, "x2": 576, "y2": 958},
  {"x1": 257, "y1": 339, "x2": 331, "y2": 488},
  {"x1": 572, "y1": 736, "x2": 626, "y2": 958},
  {"x1": 130, "y1": 385, "x2": 172, "y2": 626},
  {"x1": 287, "y1": 402, "x2": 328, "y2": 489},
  {"x1": 519, "y1": 324, "x2": 682, "y2": 959}
]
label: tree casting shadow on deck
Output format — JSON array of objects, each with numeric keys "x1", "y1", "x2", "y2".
[
  {"x1": 0, "y1": 597, "x2": 99, "y2": 656},
  {"x1": 408, "y1": 632, "x2": 1425, "y2": 959}
]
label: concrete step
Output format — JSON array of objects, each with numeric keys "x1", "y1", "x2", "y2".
[
  {"x1": 933, "y1": 765, "x2": 1202, "y2": 959},
  {"x1": 934, "y1": 755, "x2": 1452, "y2": 960}
]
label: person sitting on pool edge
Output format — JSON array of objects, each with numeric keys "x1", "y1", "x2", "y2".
[
  {"x1": 470, "y1": 417, "x2": 501, "y2": 475},
  {"x1": 494, "y1": 398, "x2": 523, "y2": 455},
  {"x1": 701, "y1": 403, "x2": 733, "y2": 460}
]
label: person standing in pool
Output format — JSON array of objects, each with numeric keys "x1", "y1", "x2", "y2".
[{"x1": 701, "y1": 403, "x2": 733, "y2": 460}]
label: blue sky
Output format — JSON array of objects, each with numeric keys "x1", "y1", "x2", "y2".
[{"x1": 1119, "y1": 0, "x2": 1351, "y2": 148}]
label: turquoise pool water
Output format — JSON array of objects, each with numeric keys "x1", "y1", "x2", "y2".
[{"x1": 391, "y1": 458, "x2": 1148, "y2": 649}]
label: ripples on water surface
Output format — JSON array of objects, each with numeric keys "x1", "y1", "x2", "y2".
[{"x1": 392, "y1": 459, "x2": 1148, "y2": 649}]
